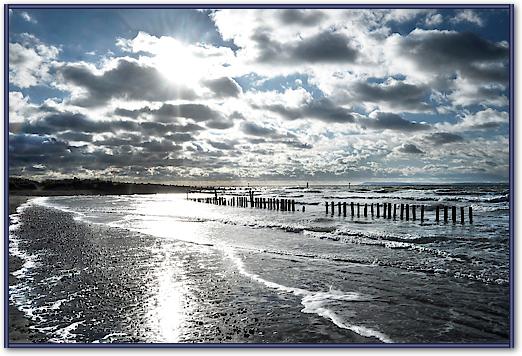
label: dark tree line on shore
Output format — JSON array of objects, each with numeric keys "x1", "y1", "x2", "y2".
[{"x1": 9, "y1": 177, "x2": 189, "y2": 195}]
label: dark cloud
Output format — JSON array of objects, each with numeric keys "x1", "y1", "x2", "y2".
[
  {"x1": 253, "y1": 30, "x2": 359, "y2": 64},
  {"x1": 397, "y1": 143, "x2": 424, "y2": 154},
  {"x1": 279, "y1": 9, "x2": 326, "y2": 26},
  {"x1": 350, "y1": 81, "x2": 432, "y2": 112},
  {"x1": 205, "y1": 118, "x2": 235, "y2": 130},
  {"x1": 57, "y1": 131, "x2": 93, "y2": 142},
  {"x1": 208, "y1": 140, "x2": 237, "y2": 150},
  {"x1": 202, "y1": 77, "x2": 242, "y2": 97},
  {"x1": 357, "y1": 112, "x2": 431, "y2": 131},
  {"x1": 257, "y1": 97, "x2": 355, "y2": 123},
  {"x1": 400, "y1": 30, "x2": 508, "y2": 84},
  {"x1": 14, "y1": 112, "x2": 205, "y2": 137},
  {"x1": 115, "y1": 103, "x2": 225, "y2": 123},
  {"x1": 425, "y1": 132, "x2": 464, "y2": 144},
  {"x1": 58, "y1": 59, "x2": 197, "y2": 107},
  {"x1": 241, "y1": 122, "x2": 276, "y2": 136}
]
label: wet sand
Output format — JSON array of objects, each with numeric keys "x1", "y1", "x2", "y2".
[{"x1": 7, "y1": 197, "x2": 377, "y2": 344}]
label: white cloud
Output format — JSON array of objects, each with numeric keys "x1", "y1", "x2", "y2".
[
  {"x1": 451, "y1": 9, "x2": 484, "y2": 27},
  {"x1": 20, "y1": 11, "x2": 37, "y2": 24}
]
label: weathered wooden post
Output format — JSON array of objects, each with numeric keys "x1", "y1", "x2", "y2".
[
  {"x1": 444, "y1": 206, "x2": 448, "y2": 223},
  {"x1": 469, "y1": 206, "x2": 473, "y2": 224},
  {"x1": 406, "y1": 204, "x2": 410, "y2": 220},
  {"x1": 330, "y1": 201, "x2": 334, "y2": 215},
  {"x1": 292, "y1": 200, "x2": 296, "y2": 212},
  {"x1": 436, "y1": 206, "x2": 439, "y2": 222},
  {"x1": 421, "y1": 205, "x2": 425, "y2": 223},
  {"x1": 302, "y1": 206, "x2": 305, "y2": 212},
  {"x1": 338, "y1": 202, "x2": 341, "y2": 216},
  {"x1": 357, "y1": 203, "x2": 360, "y2": 217},
  {"x1": 460, "y1": 207, "x2": 464, "y2": 224},
  {"x1": 364, "y1": 203, "x2": 367, "y2": 217},
  {"x1": 325, "y1": 201, "x2": 329, "y2": 214},
  {"x1": 343, "y1": 202, "x2": 347, "y2": 217},
  {"x1": 371, "y1": 203, "x2": 374, "y2": 217},
  {"x1": 276, "y1": 199, "x2": 280, "y2": 210},
  {"x1": 452, "y1": 206, "x2": 456, "y2": 223},
  {"x1": 412, "y1": 205, "x2": 416, "y2": 221},
  {"x1": 351, "y1": 202, "x2": 354, "y2": 217},
  {"x1": 393, "y1": 204, "x2": 397, "y2": 220},
  {"x1": 400, "y1": 204, "x2": 404, "y2": 220},
  {"x1": 383, "y1": 203, "x2": 387, "y2": 219},
  {"x1": 376, "y1": 203, "x2": 380, "y2": 218},
  {"x1": 388, "y1": 203, "x2": 392, "y2": 219}
]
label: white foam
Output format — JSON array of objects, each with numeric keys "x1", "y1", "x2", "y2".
[
  {"x1": 47, "y1": 320, "x2": 85, "y2": 343},
  {"x1": 223, "y1": 247, "x2": 393, "y2": 343}
]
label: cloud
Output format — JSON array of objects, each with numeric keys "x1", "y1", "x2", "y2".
[
  {"x1": 346, "y1": 80, "x2": 432, "y2": 112},
  {"x1": 202, "y1": 77, "x2": 242, "y2": 97},
  {"x1": 58, "y1": 59, "x2": 197, "y2": 107},
  {"x1": 357, "y1": 112, "x2": 431, "y2": 131},
  {"x1": 459, "y1": 108, "x2": 508, "y2": 129},
  {"x1": 424, "y1": 132, "x2": 464, "y2": 144},
  {"x1": 254, "y1": 30, "x2": 359, "y2": 64},
  {"x1": 20, "y1": 11, "x2": 37, "y2": 24},
  {"x1": 241, "y1": 121, "x2": 276, "y2": 136},
  {"x1": 392, "y1": 29, "x2": 508, "y2": 84},
  {"x1": 425, "y1": 12, "x2": 443, "y2": 26},
  {"x1": 9, "y1": 40, "x2": 59, "y2": 88},
  {"x1": 397, "y1": 143, "x2": 425, "y2": 154},
  {"x1": 257, "y1": 97, "x2": 355, "y2": 123},
  {"x1": 278, "y1": 9, "x2": 326, "y2": 26},
  {"x1": 451, "y1": 10, "x2": 484, "y2": 27}
]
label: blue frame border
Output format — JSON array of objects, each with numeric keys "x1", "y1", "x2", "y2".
[{"x1": 4, "y1": 3, "x2": 515, "y2": 349}]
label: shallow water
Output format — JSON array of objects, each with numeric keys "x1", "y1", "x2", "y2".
[{"x1": 9, "y1": 184, "x2": 511, "y2": 344}]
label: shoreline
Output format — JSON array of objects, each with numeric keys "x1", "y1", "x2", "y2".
[
  {"x1": 7, "y1": 196, "x2": 379, "y2": 344},
  {"x1": 8, "y1": 195, "x2": 47, "y2": 344}
]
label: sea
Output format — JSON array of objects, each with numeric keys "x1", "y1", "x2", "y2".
[{"x1": 8, "y1": 184, "x2": 511, "y2": 344}]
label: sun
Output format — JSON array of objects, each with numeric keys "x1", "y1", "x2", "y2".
[{"x1": 154, "y1": 43, "x2": 202, "y2": 86}]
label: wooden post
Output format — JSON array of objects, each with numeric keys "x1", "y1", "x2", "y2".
[
  {"x1": 343, "y1": 202, "x2": 347, "y2": 217},
  {"x1": 421, "y1": 205, "x2": 425, "y2": 222},
  {"x1": 364, "y1": 203, "x2": 367, "y2": 217},
  {"x1": 338, "y1": 202, "x2": 341, "y2": 216},
  {"x1": 383, "y1": 203, "x2": 387, "y2": 219},
  {"x1": 325, "y1": 201, "x2": 329, "y2": 214},
  {"x1": 460, "y1": 207, "x2": 464, "y2": 224},
  {"x1": 469, "y1": 206, "x2": 473, "y2": 223},
  {"x1": 276, "y1": 199, "x2": 279, "y2": 210},
  {"x1": 330, "y1": 202, "x2": 334, "y2": 215},
  {"x1": 436, "y1": 206, "x2": 439, "y2": 222},
  {"x1": 393, "y1": 204, "x2": 397, "y2": 220},
  {"x1": 292, "y1": 200, "x2": 296, "y2": 212},
  {"x1": 357, "y1": 203, "x2": 360, "y2": 217},
  {"x1": 388, "y1": 203, "x2": 392, "y2": 219},
  {"x1": 406, "y1": 204, "x2": 410, "y2": 220},
  {"x1": 302, "y1": 206, "x2": 305, "y2": 212},
  {"x1": 351, "y1": 202, "x2": 354, "y2": 217},
  {"x1": 400, "y1": 204, "x2": 404, "y2": 220},
  {"x1": 371, "y1": 203, "x2": 374, "y2": 217},
  {"x1": 452, "y1": 206, "x2": 456, "y2": 223},
  {"x1": 412, "y1": 205, "x2": 416, "y2": 221},
  {"x1": 444, "y1": 206, "x2": 448, "y2": 223},
  {"x1": 376, "y1": 203, "x2": 380, "y2": 218}
]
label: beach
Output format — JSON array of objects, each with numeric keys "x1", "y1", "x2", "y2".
[{"x1": 7, "y1": 185, "x2": 510, "y2": 344}]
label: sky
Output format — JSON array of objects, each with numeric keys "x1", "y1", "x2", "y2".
[{"x1": 8, "y1": 7, "x2": 511, "y2": 184}]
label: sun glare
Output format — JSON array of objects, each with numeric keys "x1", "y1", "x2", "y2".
[{"x1": 154, "y1": 45, "x2": 201, "y2": 86}]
